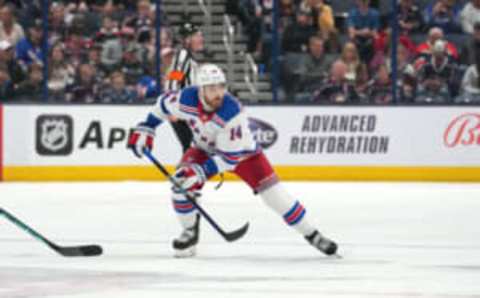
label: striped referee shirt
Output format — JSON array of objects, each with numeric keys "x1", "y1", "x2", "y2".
[{"x1": 164, "y1": 48, "x2": 199, "y2": 91}]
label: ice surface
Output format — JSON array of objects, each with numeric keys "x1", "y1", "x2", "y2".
[{"x1": 1, "y1": 181, "x2": 480, "y2": 298}]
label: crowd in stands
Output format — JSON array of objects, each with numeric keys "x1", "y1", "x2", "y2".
[
  {"x1": 0, "y1": 0, "x2": 173, "y2": 103},
  {"x1": 230, "y1": 0, "x2": 480, "y2": 104},
  {"x1": 1, "y1": 0, "x2": 480, "y2": 104}
]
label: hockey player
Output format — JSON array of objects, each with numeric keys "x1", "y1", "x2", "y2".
[
  {"x1": 128, "y1": 64, "x2": 338, "y2": 257},
  {"x1": 165, "y1": 22, "x2": 204, "y2": 153}
]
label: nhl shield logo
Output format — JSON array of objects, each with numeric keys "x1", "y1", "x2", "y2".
[{"x1": 36, "y1": 115, "x2": 73, "y2": 156}]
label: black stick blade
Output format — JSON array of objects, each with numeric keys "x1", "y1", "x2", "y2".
[
  {"x1": 224, "y1": 222, "x2": 249, "y2": 242},
  {"x1": 52, "y1": 244, "x2": 103, "y2": 257}
]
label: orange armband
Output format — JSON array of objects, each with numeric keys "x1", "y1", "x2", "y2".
[{"x1": 168, "y1": 71, "x2": 185, "y2": 81}]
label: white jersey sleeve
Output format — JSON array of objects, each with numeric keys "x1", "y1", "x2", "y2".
[{"x1": 149, "y1": 91, "x2": 183, "y2": 122}]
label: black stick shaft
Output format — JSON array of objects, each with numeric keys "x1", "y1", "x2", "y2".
[
  {"x1": 0, "y1": 208, "x2": 102, "y2": 257},
  {"x1": 143, "y1": 150, "x2": 248, "y2": 242},
  {"x1": 0, "y1": 208, "x2": 58, "y2": 249}
]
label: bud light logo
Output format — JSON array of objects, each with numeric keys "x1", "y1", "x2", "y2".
[
  {"x1": 444, "y1": 113, "x2": 480, "y2": 148},
  {"x1": 248, "y1": 117, "x2": 278, "y2": 149}
]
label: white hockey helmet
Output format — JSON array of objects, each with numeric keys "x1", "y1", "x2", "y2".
[{"x1": 197, "y1": 63, "x2": 227, "y2": 87}]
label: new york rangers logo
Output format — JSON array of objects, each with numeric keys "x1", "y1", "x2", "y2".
[{"x1": 36, "y1": 115, "x2": 73, "y2": 156}]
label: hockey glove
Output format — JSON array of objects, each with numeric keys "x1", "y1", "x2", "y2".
[
  {"x1": 174, "y1": 164, "x2": 207, "y2": 192},
  {"x1": 128, "y1": 124, "x2": 155, "y2": 158}
]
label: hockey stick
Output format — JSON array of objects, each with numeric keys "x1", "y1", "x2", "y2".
[
  {"x1": 0, "y1": 208, "x2": 102, "y2": 257},
  {"x1": 143, "y1": 149, "x2": 249, "y2": 242}
]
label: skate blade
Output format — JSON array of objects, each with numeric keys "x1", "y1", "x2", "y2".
[{"x1": 174, "y1": 246, "x2": 196, "y2": 258}]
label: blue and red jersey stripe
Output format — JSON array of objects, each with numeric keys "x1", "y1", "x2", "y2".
[
  {"x1": 283, "y1": 201, "x2": 306, "y2": 226},
  {"x1": 212, "y1": 115, "x2": 226, "y2": 128},
  {"x1": 216, "y1": 145, "x2": 261, "y2": 165},
  {"x1": 179, "y1": 104, "x2": 199, "y2": 116},
  {"x1": 173, "y1": 199, "x2": 196, "y2": 214}
]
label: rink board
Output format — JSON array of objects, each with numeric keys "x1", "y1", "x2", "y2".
[{"x1": 0, "y1": 104, "x2": 479, "y2": 182}]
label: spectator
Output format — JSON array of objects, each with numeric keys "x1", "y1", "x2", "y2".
[
  {"x1": 282, "y1": 8, "x2": 316, "y2": 53},
  {"x1": 119, "y1": 25, "x2": 136, "y2": 50},
  {"x1": 400, "y1": 70, "x2": 418, "y2": 102},
  {"x1": 416, "y1": 40, "x2": 456, "y2": 103},
  {"x1": 0, "y1": 2, "x2": 19, "y2": 9},
  {"x1": 0, "y1": 5, "x2": 25, "y2": 46},
  {"x1": 146, "y1": 26, "x2": 172, "y2": 63},
  {"x1": 415, "y1": 27, "x2": 459, "y2": 66},
  {"x1": 370, "y1": 38, "x2": 416, "y2": 73},
  {"x1": 124, "y1": 0, "x2": 153, "y2": 43},
  {"x1": 14, "y1": 63, "x2": 43, "y2": 100},
  {"x1": 64, "y1": 2, "x2": 99, "y2": 37},
  {"x1": 64, "y1": 25, "x2": 93, "y2": 67},
  {"x1": 161, "y1": 26, "x2": 173, "y2": 49},
  {"x1": 396, "y1": 43, "x2": 418, "y2": 103},
  {"x1": 159, "y1": 47, "x2": 174, "y2": 85},
  {"x1": 15, "y1": 19, "x2": 46, "y2": 70},
  {"x1": 0, "y1": 39, "x2": 25, "y2": 86},
  {"x1": 136, "y1": 75, "x2": 158, "y2": 102},
  {"x1": 395, "y1": 0, "x2": 424, "y2": 35},
  {"x1": 460, "y1": 21, "x2": 480, "y2": 66},
  {"x1": 347, "y1": 0, "x2": 380, "y2": 63},
  {"x1": 456, "y1": 54, "x2": 480, "y2": 103},
  {"x1": 123, "y1": 26, "x2": 149, "y2": 65},
  {"x1": 95, "y1": 15, "x2": 120, "y2": 43},
  {"x1": 423, "y1": 0, "x2": 463, "y2": 34},
  {"x1": 94, "y1": 15, "x2": 123, "y2": 73},
  {"x1": 340, "y1": 41, "x2": 369, "y2": 93},
  {"x1": 280, "y1": 0, "x2": 296, "y2": 29},
  {"x1": 48, "y1": 2, "x2": 68, "y2": 45},
  {"x1": 460, "y1": 0, "x2": 480, "y2": 34},
  {"x1": 142, "y1": 26, "x2": 172, "y2": 78},
  {"x1": 101, "y1": 1, "x2": 126, "y2": 25},
  {"x1": 100, "y1": 71, "x2": 137, "y2": 103},
  {"x1": 259, "y1": 0, "x2": 274, "y2": 33},
  {"x1": 397, "y1": 42, "x2": 416, "y2": 78},
  {"x1": 86, "y1": 44, "x2": 108, "y2": 82},
  {"x1": 0, "y1": 66, "x2": 14, "y2": 102},
  {"x1": 14, "y1": 1, "x2": 41, "y2": 29},
  {"x1": 48, "y1": 43, "x2": 74, "y2": 101},
  {"x1": 77, "y1": 0, "x2": 109, "y2": 12},
  {"x1": 305, "y1": 0, "x2": 337, "y2": 52},
  {"x1": 65, "y1": 63, "x2": 100, "y2": 103},
  {"x1": 313, "y1": 60, "x2": 360, "y2": 104},
  {"x1": 112, "y1": 0, "x2": 137, "y2": 12},
  {"x1": 295, "y1": 36, "x2": 335, "y2": 97},
  {"x1": 121, "y1": 42, "x2": 148, "y2": 85},
  {"x1": 367, "y1": 63, "x2": 394, "y2": 104}
]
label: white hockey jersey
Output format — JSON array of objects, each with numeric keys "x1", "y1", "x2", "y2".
[{"x1": 147, "y1": 86, "x2": 260, "y2": 173}]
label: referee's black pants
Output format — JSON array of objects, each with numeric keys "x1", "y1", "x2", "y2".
[{"x1": 171, "y1": 120, "x2": 193, "y2": 153}]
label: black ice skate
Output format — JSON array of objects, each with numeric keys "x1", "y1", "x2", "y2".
[
  {"x1": 305, "y1": 230, "x2": 338, "y2": 256},
  {"x1": 173, "y1": 214, "x2": 200, "y2": 257}
]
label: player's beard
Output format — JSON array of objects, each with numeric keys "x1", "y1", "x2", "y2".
[
  {"x1": 199, "y1": 88, "x2": 215, "y2": 112},
  {"x1": 200, "y1": 87, "x2": 223, "y2": 112}
]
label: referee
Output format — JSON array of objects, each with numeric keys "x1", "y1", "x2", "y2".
[{"x1": 165, "y1": 22, "x2": 204, "y2": 152}]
